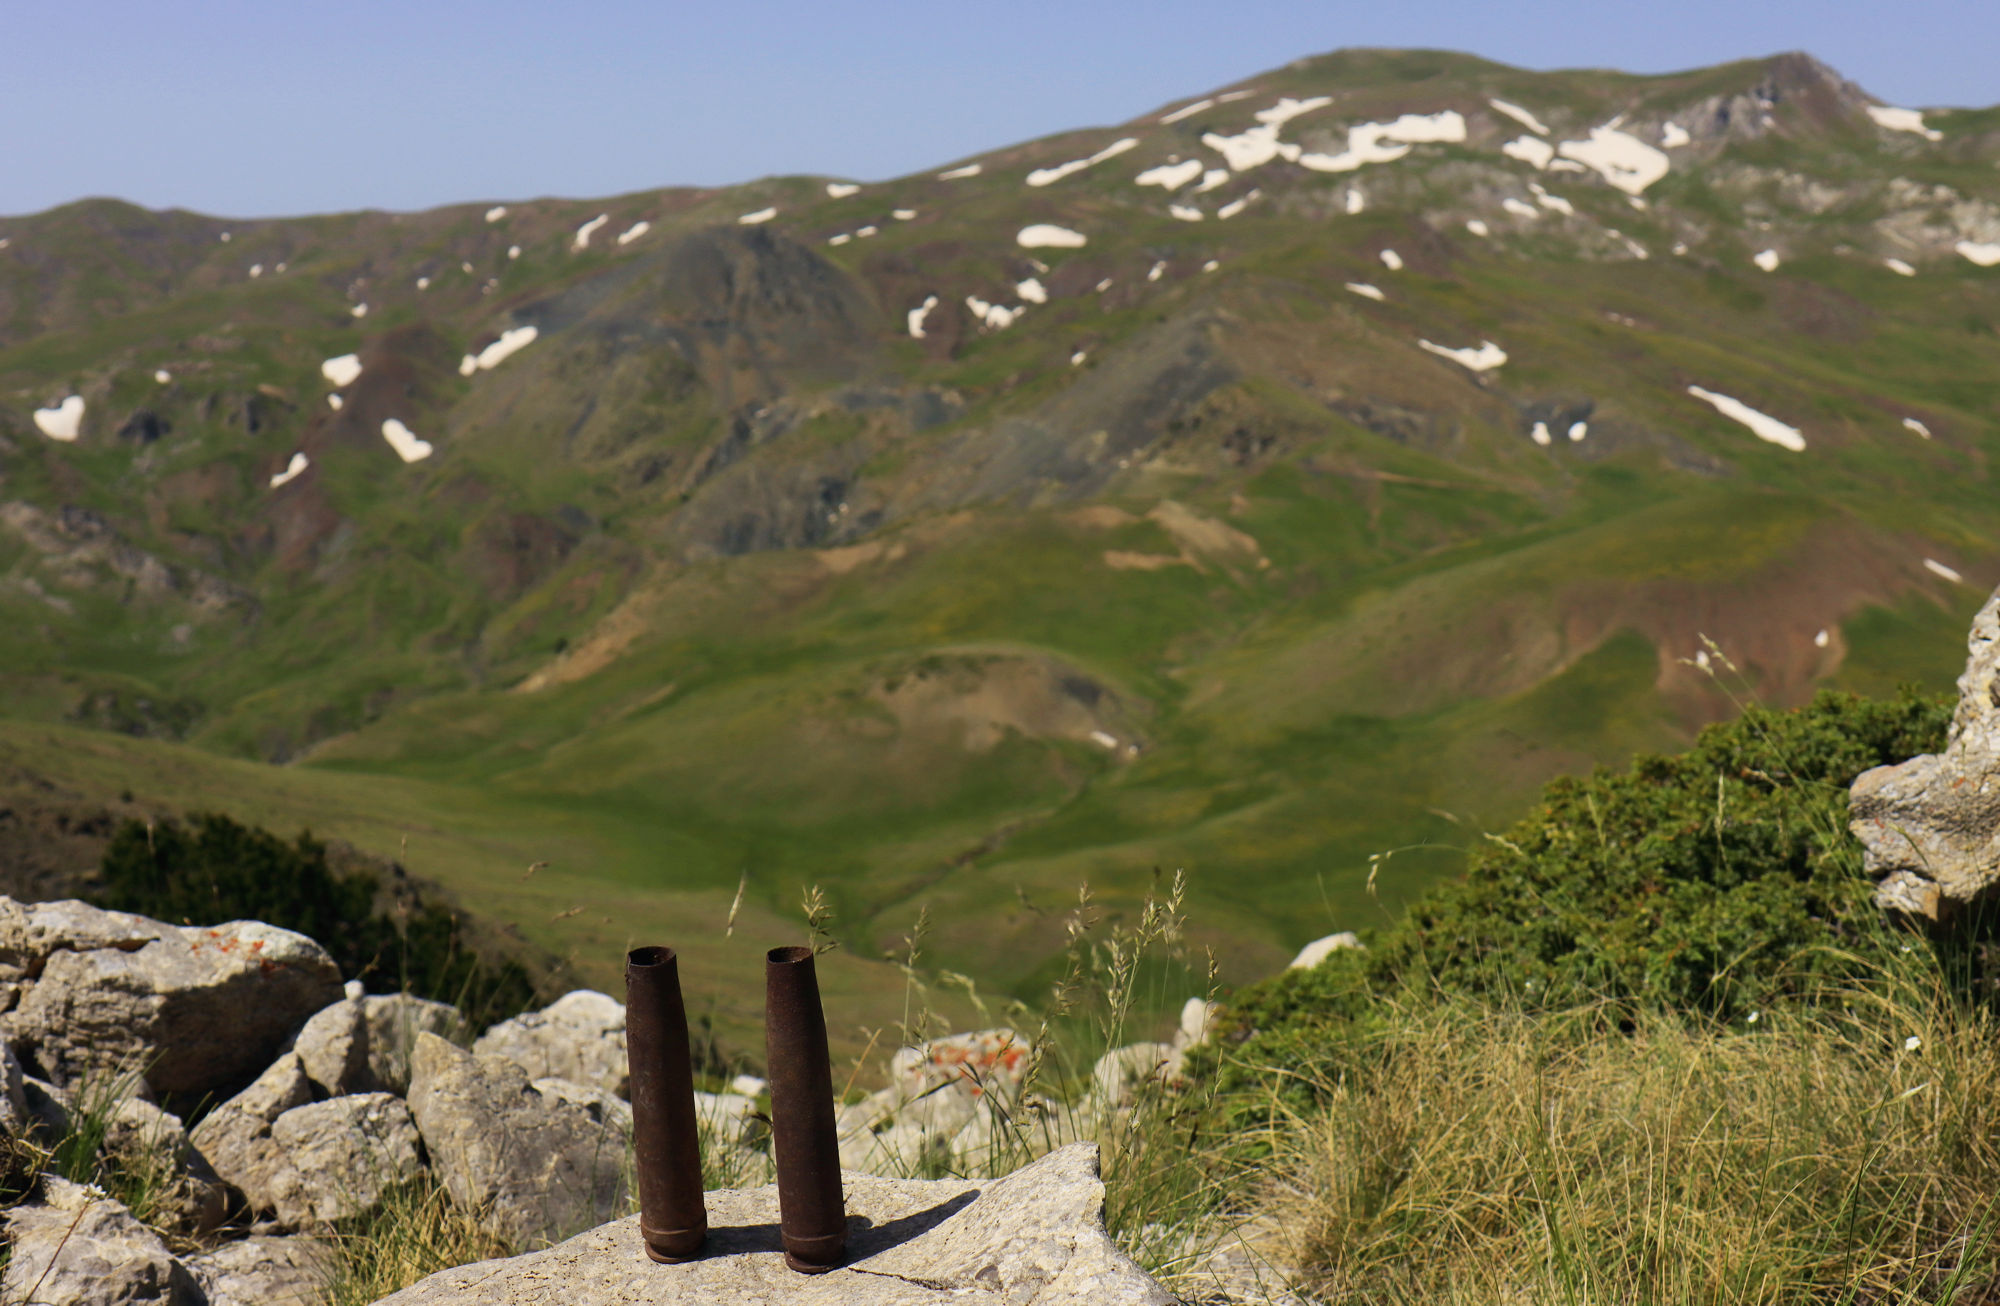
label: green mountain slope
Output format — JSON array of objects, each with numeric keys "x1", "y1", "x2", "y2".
[{"x1": 1, "y1": 48, "x2": 1995, "y2": 1041}]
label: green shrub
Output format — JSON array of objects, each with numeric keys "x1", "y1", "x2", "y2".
[
  {"x1": 95, "y1": 813, "x2": 540, "y2": 1028},
  {"x1": 1211, "y1": 688, "x2": 1954, "y2": 1093}
]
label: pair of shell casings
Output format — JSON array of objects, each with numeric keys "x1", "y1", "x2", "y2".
[{"x1": 625, "y1": 943, "x2": 845, "y2": 1274}]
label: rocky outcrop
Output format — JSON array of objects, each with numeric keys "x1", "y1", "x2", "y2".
[
  {"x1": 1852, "y1": 587, "x2": 2000, "y2": 922},
  {"x1": 406, "y1": 1032, "x2": 632, "y2": 1247},
  {"x1": 369, "y1": 1142, "x2": 1169, "y2": 1306},
  {"x1": 362, "y1": 992, "x2": 465, "y2": 1095},
  {"x1": 290, "y1": 995, "x2": 375, "y2": 1096},
  {"x1": 5, "y1": 917, "x2": 341, "y2": 1094},
  {"x1": 184, "y1": 1234, "x2": 334, "y2": 1306},
  {"x1": 190, "y1": 1052, "x2": 316, "y2": 1214},
  {"x1": 470, "y1": 989, "x2": 627, "y2": 1096},
  {"x1": 1, "y1": 1177, "x2": 203, "y2": 1306},
  {"x1": 264, "y1": 1093, "x2": 426, "y2": 1225}
]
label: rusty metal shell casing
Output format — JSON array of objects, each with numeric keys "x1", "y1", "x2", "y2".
[
  {"x1": 764, "y1": 944, "x2": 847, "y2": 1273},
  {"x1": 626, "y1": 945, "x2": 707, "y2": 1263}
]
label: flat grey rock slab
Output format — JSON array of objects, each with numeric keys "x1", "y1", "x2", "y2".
[{"x1": 370, "y1": 1142, "x2": 1168, "y2": 1305}]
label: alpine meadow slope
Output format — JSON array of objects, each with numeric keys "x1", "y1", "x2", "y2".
[{"x1": 1, "y1": 47, "x2": 1996, "y2": 1049}]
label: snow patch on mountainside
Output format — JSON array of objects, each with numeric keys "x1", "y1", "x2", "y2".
[
  {"x1": 1686, "y1": 386, "x2": 1805, "y2": 451},
  {"x1": 33, "y1": 397, "x2": 84, "y2": 441},
  {"x1": 485, "y1": 206, "x2": 507, "y2": 223},
  {"x1": 269, "y1": 453, "x2": 308, "y2": 489},
  {"x1": 907, "y1": 295, "x2": 938, "y2": 339},
  {"x1": 937, "y1": 163, "x2": 982, "y2": 180},
  {"x1": 738, "y1": 207, "x2": 777, "y2": 225},
  {"x1": 1160, "y1": 98, "x2": 1214, "y2": 124},
  {"x1": 1419, "y1": 339, "x2": 1507, "y2": 371},
  {"x1": 1018, "y1": 224, "x2": 1086, "y2": 248},
  {"x1": 381, "y1": 419, "x2": 433, "y2": 462},
  {"x1": 1489, "y1": 99, "x2": 1549, "y2": 135},
  {"x1": 1345, "y1": 282, "x2": 1385, "y2": 301},
  {"x1": 1557, "y1": 125, "x2": 1670, "y2": 194},
  {"x1": 1299, "y1": 111, "x2": 1467, "y2": 174},
  {"x1": 321, "y1": 354, "x2": 363, "y2": 387},
  {"x1": 458, "y1": 326, "x2": 539, "y2": 376},
  {"x1": 1502, "y1": 136, "x2": 1555, "y2": 169},
  {"x1": 1028, "y1": 137, "x2": 1138, "y2": 187},
  {"x1": 1867, "y1": 106, "x2": 1943, "y2": 141},
  {"x1": 826, "y1": 182, "x2": 860, "y2": 198},
  {"x1": 1958, "y1": 241, "x2": 2000, "y2": 267},
  {"x1": 616, "y1": 221, "x2": 649, "y2": 246},
  {"x1": 573, "y1": 215, "x2": 608, "y2": 249},
  {"x1": 1137, "y1": 160, "x2": 1204, "y2": 190}
]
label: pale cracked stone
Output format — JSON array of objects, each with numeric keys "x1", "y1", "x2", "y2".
[
  {"x1": 0, "y1": 896, "x2": 165, "y2": 979},
  {"x1": 6, "y1": 919, "x2": 341, "y2": 1094},
  {"x1": 265, "y1": 1092, "x2": 426, "y2": 1226},
  {"x1": 2, "y1": 1177, "x2": 202, "y2": 1306},
  {"x1": 406, "y1": 1032, "x2": 632, "y2": 1247},
  {"x1": 1852, "y1": 586, "x2": 2000, "y2": 922},
  {"x1": 362, "y1": 993, "x2": 465, "y2": 1095},
  {"x1": 185, "y1": 1234, "x2": 335, "y2": 1306},
  {"x1": 884, "y1": 1028, "x2": 1030, "y2": 1134},
  {"x1": 472, "y1": 989, "x2": 627, "y2": 1097},
  {"x1": 289, "y1": 996, "x2": 375, "y2": 1095},
  {"x1": 190, "y1": 1052, "x2": 316, "y2": 1214},
  {"x1": 368, "y1": 1142, "x2": 1168, "y2": 1306}
]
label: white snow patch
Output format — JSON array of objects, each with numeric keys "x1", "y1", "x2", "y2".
[
  {"x1": 1489, "y1": 98, "x2": 1550, "y2": 135},
  {"x1": 1903, "y1": 417, "x2": 1932, "y2": 438},
  {"x1": 1925, "y1": 558, "x2": 1964, "y2": 583},
  {"x1": 1673, "y1": 242, "x2": 1690, "y2": 256},
  {"x1": 937, "y1": 163, "x2": 982, "y2": 180},
  {"x1": 573, "y1": 214, "x2": 609, "y2": 249},
  {"x1": 321, "y1": 354, "x2": 363, "y2": 387},
  {"x1": 1957, "y1": 241, "x2": 2000, "y2": 267},
  {"x1": 1202, "y1": 122, "x2": 1299, "y2": 172},
  {"x1": 1686, "y1": 386, "x2": 1805, "y2": 451},
  {"x1": 0, "y1": 239, "x2": 9, "y2": 250},
  {"x1": 1419, "y1": 339, "x2": 1507, "y2": 372},
  {"x1": 1016, "y1": 277, "x2": 1049, "y2": 303},
  {"x1": 350, "y1": 303, "x2": 368, "y2": 318},
  {"x1": 1345, "y1": 282, "x2": 1386, "y2": 301},
  {"x1": 964, "y1": 295, "x2": 1023, "y2": 329},
  {"x1": 1556, "y1": 126, "x2": 1670, "y2": 194},
  {"x1": 508, "y1": 245, "x2": 521, "y2": 260},
  {"x1": 1202, "y1": 259, "x2": 1220, "y2": 273},
  {"x1": 828, "y1": 233, "x2": 852, "y2": 246},
  {"x1": 738, "y1": 207, "x2": 777, "y2": 225},
  {"x1": 1502, "y1": 197, "x2": 1540, "y2": 219},
  {"x1": 1255, "y1": 96, "x2": 1332, "y2": 128},
  {"x1": 907, "y1": 295, "x2": 938, "y2": 339},
  {"x1": 1754, "y1": 249, "x2": 1781, "y2": 272},
  {"x1": 1548, "y1": 158, "x2": 1587, "y2": 173},
  {"x1": 415, "y1": 276, "x2": 431, "y2": 290},
  {"x1": 1502, "y1": 136, "x2": 1556, "y2": 169},
  {"x1": 1815, "y1": 628, "x2": 1831, "y2": 648},
  {"x1": 1018, "y1": 224, "x2": 1086, "y2": 248},
  {"x1": 1345, "y1": 188, "x2": 1366, "y2": 215},
  {"x1": 380, "y1": 419, "x2": 433, "y2": 463},
  {"x1": 1196, "y1": 168, "x2": 1230, "y2": 193},
  {"x1": 1660, "y1": 122, "x2": 1691, "y2": 148},
  {"x1": 1298, "y1": 111, "x2": 1467, "y2": 174},
  {"x1": 153, "y1": 369, "x2": 171, "y2": 384},
  {"x1": 1027, "y1": 136, "x2": 1139, "y2": 187},
  {"x1": 326, "y1": 394, "x2": 343, "y2": 411},
  {"x1": 1147, "y1": 260, "x2": 1167, "y2": 282},
  {"x1": 32, "y1": 397, "x2": 84, "y2": 441},
  {"x1": 1885, "y1": 257, "x2": 1917, "y2": 276},
  {"x1": 485, "y1": 206, "x2": 508, "y2": 223},
  {"x1": 1218, "y1": 90, "x2": 1255, "y2": 103},
  {"x1": 1530, "y1": 183, "x2": 1573, "y2": 215},
  {"x1": 825, "y1": 182, "x2": 861, "y2": 198},
  {"x1": 269, "y1": 453, "x2": 308, "y2": 489},
  {"x1": 1531, "y1": 421, "x2": 1552, "y2": 445},
  {"x1": 1169, "y1": 204, "x2": 1205, "y2": 222},
  {"x1": 459, "y1": 325, "x2": 539, "y2": 376},
  {"x1": 219, "y1": 231, "x2": 231, "y2": 242},
  {"x1": 1466, "y1": 219, "x2": 1490, "y2": 237},
  {"x1": 1379, "y1": 248, "x2": 1404, "y2": 271},
  {"x1": 893, "y1": 208, "x2": 916, "y2": 221},
  {"x1": 616, "y1": 221, "x2": 650, "y2": 246},
  {"x1": 1217, "y1": 189, "x2": 1259, "y2": 219},
  {"x1": 1160, "y1": 98, "x2": 1214, "y2": 124},
  {"x1": 855, "y1": 225, "x2": 878, "y2": 238},
  {"x1": 1094, "y1": 277, "x2": 1113, "y2": 292},
  {"x1": 1137, "y1": 160, "x2": 1205, "y2": 190},
  {"x1": 1089, "y1": 729, "x2": 1119, "y2": 750},
  {"x1": 249, "y1": 263, "x2": 263, "y2": 278},
  {"x1": 1071, "y1": 349, "x2": 1088, "y2": 366},
  {"x1": 1627, "y1": 196, "x2": 1648, "y2": 211},
  {"x1": 1866, "y1": 106, "x2": 1943, "y2": 141},
  {"x1": 1568, "y1": 421, "x2": 1588, "y2": 441}
]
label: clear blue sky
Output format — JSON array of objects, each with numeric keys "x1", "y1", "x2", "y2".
[{"x1": 6, "y1": 0, "x2": 1992, "y2": 220}]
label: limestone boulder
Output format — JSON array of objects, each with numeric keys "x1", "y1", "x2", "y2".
[
  {"x1": 471, "y1": 989, "x2": 626, "y2": 1097},
  {"x1": 406, "y1": 1032, "x2": 632, "y2": 1247},
  {"x1": 185, "y1": 1234, "x2": 335, "y2": 1306},
  {"x1": 361, "y1": 992, "x2": 465, "y2": 1095},
  {"x1": 264, "y1": 1092, "x2": 426, "y2": 1225},
  {"x1": 190, "y1": 1052, "x2": 315, "y2": 1214},
  {"x1": 885, "y1": 1028, "x2": 1030, "y2": 1133},
  {"x1": 1852, "y1": 587, "x2": 2000, "y2": 921},
  {"x1": 0, "y1": 896, "x2": 165, "y2": 978},
  {"x1": 1289, "y1": 932, "x2": 1361, "y2": 970},
  {"x1": 15, "y1": 1074, "x2": 228, "y2": 1234},
  {"x1": 0, "y1": 1040, "x2": 29, "y2": 1135},
  {"x1": 368, "y1": 1142, "x2": 1169, "y2": 1305},
  {"x1": 1, "y1": 1176, "x2": 202, "y2": 1306},
  {"x1": 693, "y1": 1090, "x2": 760, "y2": 1146},
  {"x1": 289, "y1": 995, "x2": 375, "y2": 1096},
  {"x1": 6, "y1": 919, "x2": 342, "y2": 1094},
  {"x1": 1091, "y1": 1042, "x2": 1180, "y2": 1111}
]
